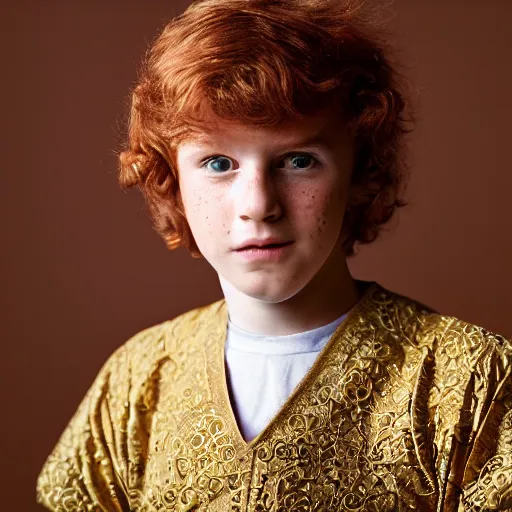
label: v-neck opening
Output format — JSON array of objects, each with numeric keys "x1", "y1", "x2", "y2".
[{"x1": 208, "y1": 281, "x2": 378, "y2": 454}]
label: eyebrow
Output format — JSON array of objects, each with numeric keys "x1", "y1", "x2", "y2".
[
  {"x1": 278, "y1": 134, "x2": 333, "y2": 150},
  {"x1": 188, "y1": 132, "x2": 334, "y2": 152}
]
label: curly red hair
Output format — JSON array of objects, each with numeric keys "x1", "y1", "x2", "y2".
[{"x1": 118, "y1": 0, "x2": 413, "y2": 258}]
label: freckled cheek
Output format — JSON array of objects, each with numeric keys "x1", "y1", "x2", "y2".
[
  {"x1": 186, "y1": 187, "x2": 229, "y2": 249},
  {"x1": 292, "y1": 187, "x2": 344, "y2": 242},
  {"x1": 294, "y1": 188, "x2": 332, "y2": 225}
]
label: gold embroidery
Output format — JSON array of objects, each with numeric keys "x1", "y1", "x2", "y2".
[{"x1": 36, "y1": 283, "x2": 512, "y2": 511}]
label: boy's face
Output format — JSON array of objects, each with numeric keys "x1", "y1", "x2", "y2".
[{"x1": 175, "y1": 107, "x2": 354, "y2": 303}]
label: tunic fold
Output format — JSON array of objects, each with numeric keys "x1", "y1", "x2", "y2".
[{"x1": 36, "y1": 282, "x2": 512, "y2": 511}]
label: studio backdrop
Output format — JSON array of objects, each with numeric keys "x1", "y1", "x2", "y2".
[{"x1": 2, "y1": 1, "x2": 511, "y2": 511}]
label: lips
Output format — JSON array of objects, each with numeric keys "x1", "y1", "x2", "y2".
[
  {"x1": 240, "y1": 242, "x2": 291, "y2": 250},
  {"x1": 234, "y1": 239, "x2": 294, "y2": 251}
]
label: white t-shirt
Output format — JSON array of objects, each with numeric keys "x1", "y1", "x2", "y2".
[{"x1": 224, "y1": 311, "x2": 349, "y2": 441}]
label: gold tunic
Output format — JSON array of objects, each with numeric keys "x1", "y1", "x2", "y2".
[{"x1": 36, "y1": 282, "x2": 512, "y2": 511}]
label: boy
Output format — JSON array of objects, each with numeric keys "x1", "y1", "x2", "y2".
[{"x1": 37, "y1": 0, "x2": 512, "y2": 510}]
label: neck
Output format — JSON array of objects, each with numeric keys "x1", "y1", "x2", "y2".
[{"x1": 219, "y1": 245, "x2": 363, "y2": 336}]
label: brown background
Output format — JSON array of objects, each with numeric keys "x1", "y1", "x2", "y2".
[{"x1": 2, "y1": 1, "x2": 511, "y2": 510}]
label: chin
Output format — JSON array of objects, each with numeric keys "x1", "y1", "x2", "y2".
[
  {"x1": 218, "y1": 266, "x2": 315, "y2": 304},
  {"x1": 236, "y1": 278, "x2": 309, "y2": 304}
]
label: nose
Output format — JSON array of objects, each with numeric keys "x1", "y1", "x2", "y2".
[{"x1": 233, "y1": 165, "x2": 283, "y2": 223}]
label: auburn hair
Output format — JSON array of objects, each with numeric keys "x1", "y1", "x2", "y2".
[{"x1": 118, "y1": 0, "x2": 414, "y2": 258}]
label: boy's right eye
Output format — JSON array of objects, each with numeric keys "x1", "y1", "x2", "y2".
[{"x1": 201, "y1": 156, "x2": 233, "y2": 173}]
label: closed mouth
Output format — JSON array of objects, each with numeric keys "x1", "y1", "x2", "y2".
[{"x1": 238, "y1": 241, "x2": 293, "y2": 250}]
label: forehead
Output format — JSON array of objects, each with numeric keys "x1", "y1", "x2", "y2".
[{"x1": 178, "y1": 106, "x2": 348, "y2": 151}]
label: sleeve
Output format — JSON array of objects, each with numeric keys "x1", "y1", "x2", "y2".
[
  {"x1": 458, "y1": 332, "x2": 512, "y2": 511},
  {"x1": 36, "y1": 347, "x2": 132, "y2": 512}
]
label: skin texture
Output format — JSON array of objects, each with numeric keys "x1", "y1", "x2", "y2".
[{"x1": 176, "y1": 107, "x2": 361, "y2": 335}]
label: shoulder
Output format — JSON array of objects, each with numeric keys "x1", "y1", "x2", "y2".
[
  {"x1": 36, "y1": 299, "x2": 227, "y2": 510},
  {"x1": 106, "y1": 298, "x2": 226, "y2": 374},
  {"x1": 373, "y1": 283, "x2": 512, "y2": 367}
]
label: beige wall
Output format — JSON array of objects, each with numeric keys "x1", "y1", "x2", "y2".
[{"x1": 2, "y1": 1, "x2": 510, "y2": 509}]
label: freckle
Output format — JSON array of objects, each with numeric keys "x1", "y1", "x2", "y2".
[{"x1": 227, "y1": 230, "x2": 231, "y2": 234}]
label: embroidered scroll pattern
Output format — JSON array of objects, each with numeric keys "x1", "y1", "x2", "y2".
[
  {"x1": 244, "y1": 290, "x2": 439, "y2": 512},
  {"x1": 36, "y1": 286, "x2": 512, "y2": 511}
]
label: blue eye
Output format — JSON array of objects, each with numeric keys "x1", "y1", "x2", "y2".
[
  {"x1": 202, "y1": 156, "x2": 233, "y2": 173},
  {"x1": 279, "y1": 153, "x2": 317, "y2": 171},
  {"x1": 288, "y1": 154, "x2": 315, "y2": 170},
  {"x1": 201, "y1": 153, "x2": 317, "y2": 173}
]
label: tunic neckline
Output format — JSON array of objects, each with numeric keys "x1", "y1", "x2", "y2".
[{"x1": 206, "y1": 280, "x2": 378, "y2": 454}]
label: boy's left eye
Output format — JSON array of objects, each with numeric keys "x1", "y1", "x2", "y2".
[{"x1": 285, "y1": 154, "x2": 316, "y2": 170}]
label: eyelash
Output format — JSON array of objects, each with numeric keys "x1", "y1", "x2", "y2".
[{"x1": 200, "y1": 153, "x2": 319, "y2": 173}]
